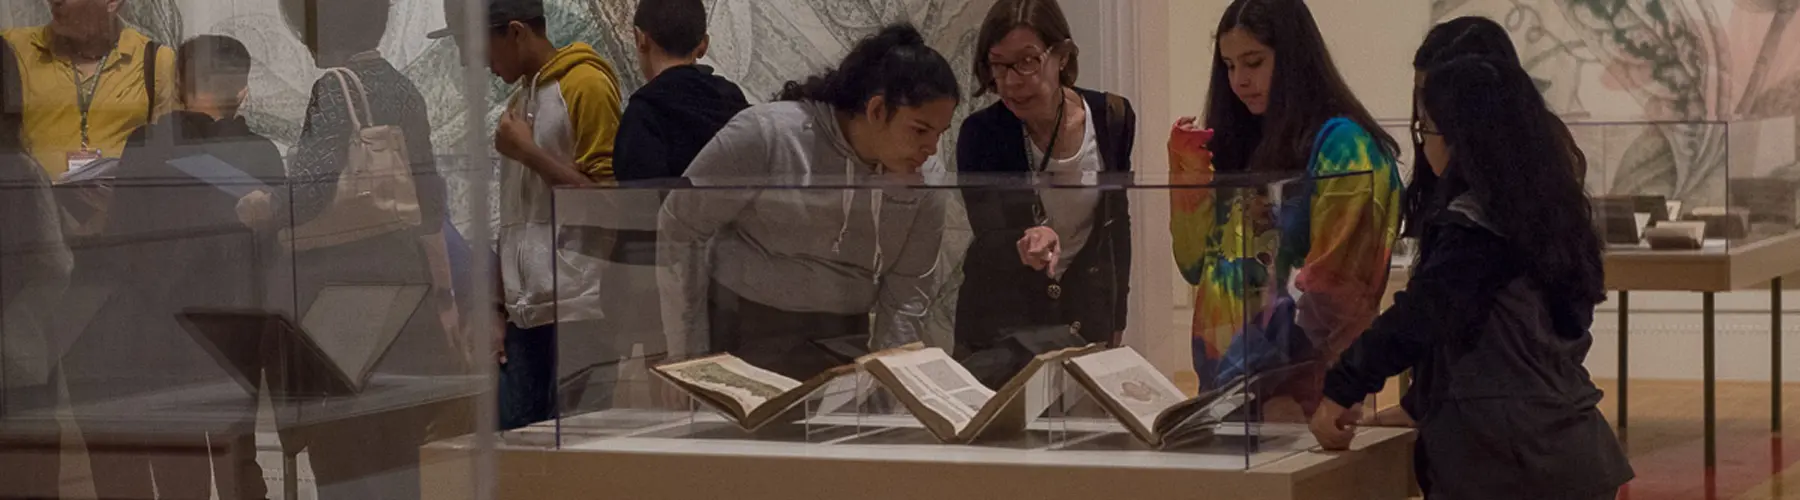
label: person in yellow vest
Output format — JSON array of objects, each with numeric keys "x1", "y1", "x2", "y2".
[{"x1": 1, "y1": 0, "x2": 175, "y2": 178}]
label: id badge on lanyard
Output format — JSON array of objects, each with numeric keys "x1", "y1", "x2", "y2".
[
  {"x1": 68, "y1": 53, "x2": 110, "y2": 173},
  {"x1": 66, "y1": 149, "x2": 102, "y2": 174}
]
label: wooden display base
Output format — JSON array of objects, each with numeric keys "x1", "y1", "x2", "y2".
[
  {"x1": 0, "y1": 376, "x2": 482, "y2": 499},
  {"x1": 422, "y1": 413, "x2": 1415, "y2": 500}
]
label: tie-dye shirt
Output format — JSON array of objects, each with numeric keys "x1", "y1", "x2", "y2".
[{"x1": 1170, "y1": 117, "x2": 1402, "y2": 394}]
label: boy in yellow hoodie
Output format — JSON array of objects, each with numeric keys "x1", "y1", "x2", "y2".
[{"x1": 431, "y1": 0, "x2": 623, "y2": 429}]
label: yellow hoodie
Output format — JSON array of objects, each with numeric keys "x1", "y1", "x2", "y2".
[
  {"x1": 498, "y1": 42, "x2": 623, "y2": 329},
  {"x1": 533, "y1": 42, "x2": 623, "y2": 179}
]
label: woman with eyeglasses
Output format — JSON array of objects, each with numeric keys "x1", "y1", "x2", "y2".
[
  {"x1": 953, "y1": 0, "x2": 1136, "y2": 387},
  {"x1": 1406, "y1": 16, "x2": 1587, "y2": 236},
  {"x1": 1169, "y1": 0, "x2": 1403, "y2": 415},
  {"x1": 1311, "y1": 54, "x2": 1632, "y2": 500}
]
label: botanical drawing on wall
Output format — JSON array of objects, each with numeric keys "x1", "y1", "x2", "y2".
[
  {"x1": 1433, "y1": 0, "x2": 1800, "y2": 210},
  {"x1": 4, "y1": 0, "x2": 991, "y2": 346},
  {"x1": 2, "y1": 0, "x2": 991, "y2": 161}
]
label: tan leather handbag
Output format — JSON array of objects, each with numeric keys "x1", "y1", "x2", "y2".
[{"x1": 281, "y1": 68, "x2": 422, "y2": 251}]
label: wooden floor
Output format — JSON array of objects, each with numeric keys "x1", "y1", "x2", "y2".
[
  {"x1": 1196, "y1": 376, "x2": 1800, "y2": 500},
  {"x1": 1522, "y1": 378, "x2": 1800, "y2": 500}
]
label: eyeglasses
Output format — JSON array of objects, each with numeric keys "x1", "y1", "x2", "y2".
[
  {"x1": 989, "y1": 51, "x2": 1051, "y2": 78},
  {"x1": 1410, "y1": 119, "x2": 1441, "y2": 144},
  {"x1": 987, "y1": 41, "x2": 1069, "y2": 79}
]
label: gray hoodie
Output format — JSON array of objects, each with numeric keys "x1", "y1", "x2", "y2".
[{"x1": 658, "y1": 100, "x2": 948, "y2": 357}]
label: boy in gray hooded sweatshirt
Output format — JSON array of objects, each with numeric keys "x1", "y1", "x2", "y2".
[{"x1": 659, "y1": 24, "x2": 961, "y2": 378}]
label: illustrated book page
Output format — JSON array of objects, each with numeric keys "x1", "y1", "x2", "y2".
[
  {"x1": 654, "y1": 354, "x2": 803, "y2": 423},
  {"x1": 1065, "y1": 347, "x2": 1188, "y2": 445}
]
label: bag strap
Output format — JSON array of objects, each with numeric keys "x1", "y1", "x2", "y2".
[
  {"x1": 324, "y1": 68, "x2": 376, "y2": 131},
  {"x1": 144, "y1": 40, "x2": 159, "y2": 121},
  {"x1": 1105, "y1": 93, "x2": 1127, "y2": 137},
  {"x1": 1, "y1": 40, "x2": 22, "y2": 132}
]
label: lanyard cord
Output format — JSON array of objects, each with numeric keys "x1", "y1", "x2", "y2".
[
  {"x1": 1026, "y1": 92, "x2": 1068, "y2": 173},
  {"x1": 1025, "y1": 90, "x2": 1069, "y2": 225},
  {"x1": 71, "y1": 52, "x2": 112, "y2": 149}
]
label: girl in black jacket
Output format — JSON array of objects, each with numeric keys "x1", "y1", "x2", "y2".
[
  {"x1": 1311, "y1": 55, "x2": 1632, "y2": 499},
  {"x1": 953, "y1": 0, "x2": 1134, "y2": 386}
]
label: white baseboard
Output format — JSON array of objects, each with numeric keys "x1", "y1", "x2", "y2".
[{"x1": 1588, "y1": 289, "x2": 1798, "y2": 382}]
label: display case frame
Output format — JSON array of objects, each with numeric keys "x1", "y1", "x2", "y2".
[
  {"x1": 466, "y1": 170, "x2": 1419, "y2": 499},
  {"x1": 0, "y1": 0, "x2": 503, "y2": 493}
]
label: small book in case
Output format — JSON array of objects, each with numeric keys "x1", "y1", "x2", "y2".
[
  {"x1": 857, "y1": 344, "x2": 1099, "y2": 444},
  {"x1": 1063, "y1": 347, "x2": 1310, "y2": 449},
  {"x1": 652, "y1": 343, "x2": 923, "y2": 432}
]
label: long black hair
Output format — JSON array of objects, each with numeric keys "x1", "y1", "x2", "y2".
[
  {"x1": 1204, "y1": 0, "x2": 1398, "y2": 173},
  {"x1": 1406, "y1": 16, "x2": 1586, "y2": 236},
  {"x1": 278, "y1": 0, "x2": 389, "y2": 63},
  {"x1": 1422, "y1": 55, "x2": 1605, "y2": 306},
  {"x1": 777, "y1": 23, "x2": 963, "y2": 115}
]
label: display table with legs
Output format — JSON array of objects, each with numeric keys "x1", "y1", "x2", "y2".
[
  {"x1": 1601, "y1": 232, "x2": 1800, "y2": 468},
  {"x1": 422, "y1": 410, "x2": 1415, "y2": 500}
]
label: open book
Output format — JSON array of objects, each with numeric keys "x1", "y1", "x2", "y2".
[
  {"x1": 177, "y1": 284, "x2": 429, "y2": 398},
  {"x1": 652, "y1": 344, "x2": 921, "y2": 432},
  {"x1": 858, "y1": 345, "x2": 1098, "y2": 443},
  {"x1": 1065, "y1": 348, "x2": 1308, "y2": 449}
]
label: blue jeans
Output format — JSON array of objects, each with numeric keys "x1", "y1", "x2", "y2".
[{"x1": 499, "y1": 322, "x2": 557, "y2": 431}]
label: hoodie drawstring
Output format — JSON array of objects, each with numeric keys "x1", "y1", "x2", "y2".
[{"x1": 832, "y1": 158, "x2": 883, "y2": 286}]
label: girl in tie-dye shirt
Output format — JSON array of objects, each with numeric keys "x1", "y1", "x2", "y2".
[{"x1": 1171, "y1": 0, "x2": 1403, "y2": 414}]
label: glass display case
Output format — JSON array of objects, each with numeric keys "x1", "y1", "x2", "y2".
[
  {"x1": 1573, "y1": 120, "x2": 1800, "y2": 258},
  {"x1": 0, "y1": 0, "x2": 498, "y2": 498},
  {"x1": 1564, "y1": 119, "x2": 1800, "y2": 468},
  {"x1": 525, "y1": 170, "x2": 1401, "y2": 477},
  {"x1": 0, "y1": 175, "x2": 494, "y2": 500}
]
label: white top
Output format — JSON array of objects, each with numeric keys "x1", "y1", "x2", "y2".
[{"x1": 1025, "y1": 99, "x2": 1103, "y2": 280}]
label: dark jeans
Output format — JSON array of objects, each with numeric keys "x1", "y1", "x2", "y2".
[
  {"x1": 499, "y1": 317, "x2": 620, "y2": 431},
  {"x1": 499, "y1": 322, "x2": 557, "y2": 431},
  {"x1": 708, "y1": 282, "x2": 868, "y2": 380}
]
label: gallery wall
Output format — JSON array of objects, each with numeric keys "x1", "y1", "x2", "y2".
[
  {"x1": 1159, "y1": 0, "x2": 1430, "y2": 126},
  {"x1": 2, "y1": 0, "x2": 1008, "y2": 349},
  {"x1": 2, "y1": 0, "x2": 1005, "y2": 156},
  {"x1": 14, "y1": 0, "x2": 1791, "y2": 381},
  {"x1": 1436, "y1": 0, "x2": 1800, "y2": 382}
]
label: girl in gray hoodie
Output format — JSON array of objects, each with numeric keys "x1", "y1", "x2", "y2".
[{"x1": 659, "y1": 24, "x2": 962, "y2": 378}]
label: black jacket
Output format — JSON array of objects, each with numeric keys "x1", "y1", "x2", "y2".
[
  {"x1": 954, "y1": 89, "x2": 1135, "y2": 358},
  {"x1": 614, "y1": 65, "x2": 750, "y2": 181},
  {"x1": 1324, "y1": 198, "x2": 1632, "y2": 500},
  {"x1": 61, "y1": 111, "x2": 285, "y2": 401}
]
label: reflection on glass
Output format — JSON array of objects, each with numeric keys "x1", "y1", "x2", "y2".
[{"x1": 0, "y1": 0, "x2": 492, "y2": 498}]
